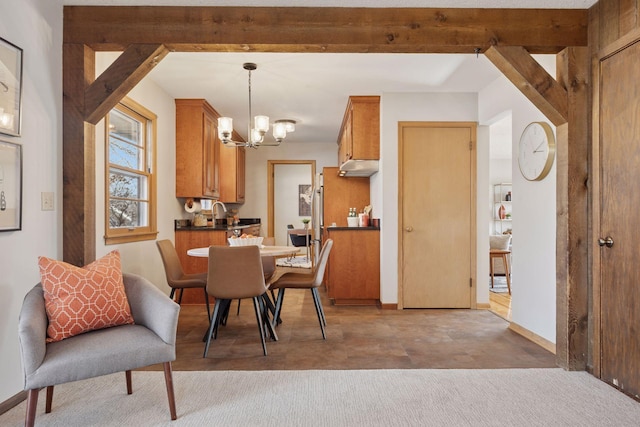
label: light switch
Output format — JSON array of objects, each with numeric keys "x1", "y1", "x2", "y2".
[{"x1": 41, "y1": 192, "x2": 54, "y2": 211}]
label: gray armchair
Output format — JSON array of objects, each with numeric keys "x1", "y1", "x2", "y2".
[{"x1": 18, "y1": 273, "x2": 180, "y2": 427}]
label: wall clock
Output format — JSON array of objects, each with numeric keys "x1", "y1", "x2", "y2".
[{"x1": 517, "y1": 121, "x2": 556, "y2": 181}]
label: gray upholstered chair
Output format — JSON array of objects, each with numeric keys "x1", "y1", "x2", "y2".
[
  {"x1": 18, "y1": 273, "x2": 180, "y2": 427},
  {"x1": 270, "y1": 238, "x2": 333, "y2": 339}
]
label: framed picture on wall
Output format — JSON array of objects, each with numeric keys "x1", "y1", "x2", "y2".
[
  {"x1": 298, "y1": 184, "x2": 312, "y2": 216},
  {"x1": 0, "y1": 140, "x2": 22, "y2": 231},
  {"x1": 0, "y1": 37, "x2": 23, "y2": 137}
]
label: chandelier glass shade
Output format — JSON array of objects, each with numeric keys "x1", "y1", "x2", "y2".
[{"x1": 217, "y1": 63, "x2": 295, "y2": 148}]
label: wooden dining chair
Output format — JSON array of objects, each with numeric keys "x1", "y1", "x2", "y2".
[
  {"x1": 156, "y1": 239, "x2": 210, "y2": 319},
  {"x1": 204, "y1": 245, "x2": 275, "y2": 357},
  {"x1": 270, "y1": 239, "x2": 333, "y2": 339}
]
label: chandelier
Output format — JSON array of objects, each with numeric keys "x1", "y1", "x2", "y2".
[{"x1": 217, "y1": 63, "x2": 295, "y2": 148}]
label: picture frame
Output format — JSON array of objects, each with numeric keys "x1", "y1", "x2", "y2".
[
  {"x1": 0, "y1": 140, "x2": 22, "y2": 231},
  {"x1": 0, "y1": 37, "x2": 23, "y2": 137},
  {"x1": 298, "y1": 184, "x2": 312, "y2": 216}
]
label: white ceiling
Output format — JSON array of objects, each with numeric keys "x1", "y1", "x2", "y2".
[
  {"x1": 141, "y1": 52, "x2": 504, "y2": 145},
  {"x1": 89, "y1": 0, "x2": 595, "y2": 152}
]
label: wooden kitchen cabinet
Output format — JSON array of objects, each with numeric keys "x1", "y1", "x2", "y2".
[
  {"x1": 322, "y1": 167, "x2": 370, "y2": 228},
  {"x1": 325, "y1": 228, "x2": 380, "y2": 305},
  {"x1": 175, "y1": 99, "x2": 220, "y2": 199},
  {"x1": 219, "y1": 145, "x2": 246, "y2": 203},
  {"x1": 174, "y1": 229, "x2": 227, "y2": 304},
  {"x1": 337, "y1": 96, "x2": 380, "y2": 165}
]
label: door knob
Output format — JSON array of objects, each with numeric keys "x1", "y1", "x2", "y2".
[
  {"x1": 598, "y1": 236, "x2": 614, "y2": 248},
  {"x1": 404, "y1": 226, "x2": 413, "y2": 232}
]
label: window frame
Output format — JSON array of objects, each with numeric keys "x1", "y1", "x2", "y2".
[{"x1": 104, "y1": 97, "x2": 158, "y2": 244}]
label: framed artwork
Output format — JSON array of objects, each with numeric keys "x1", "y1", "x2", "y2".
[
  {"x1": 0, "y1": 140, "x2": 22, "y2": 231},
  {"x1": 0, "y1": 37, "x2": 23, "y2": 137},
  {"x1": 298, "y1": 184, "x2": 312, "y2": 216}
]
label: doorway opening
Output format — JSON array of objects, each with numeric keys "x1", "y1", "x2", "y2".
[
  {"x1": 488, "y1": 113, "x2": 512, "y2": 320},
  {"x1": 266, "y1": 160, "x2": 316, "y2": 246}
]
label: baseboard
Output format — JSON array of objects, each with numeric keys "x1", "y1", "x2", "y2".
[
  {"x1": 509, "y1": 322, "x2": 556, "y2": 354},
  {"x1": 0, "y1": 390, "x2": 27, "y2": 415},
  {"x1": 476, "y1": 302, "x2": 491, "y2": 309}
]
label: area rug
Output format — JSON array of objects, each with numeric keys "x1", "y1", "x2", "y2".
[
  {"x1": 2, "y1": 369, "x2": 640, "y2": 426},
  {"x1": 489, "y1": 276, "x2": 511, "y2": 293},
  {"x1": 276, "y1": 255, "x2": 312, "y2": 269}
]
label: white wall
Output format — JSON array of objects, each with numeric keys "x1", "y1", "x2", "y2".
[
  {"x1": 0, "y1": 0, "x2": 63, "y2": 403},
  {"x1": 478, "y1": 62, "x2": 557, "y2": 344},
  {"x1": 273, "y1": 164, "x2": 312, "y2": 245},
  {"x1": 94, "y1": 54, "x2": 184, "y2": 294},
  {"x1": 241, "y1": 142, "x2": 337, "y2": 225},
  {"x1": 376, "y1": 92, "x2": 481, "y2": 305}
]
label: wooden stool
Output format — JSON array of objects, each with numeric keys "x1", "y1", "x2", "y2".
[{"x1": 489, "y1": 249, "x2": 511, "y2": 295}]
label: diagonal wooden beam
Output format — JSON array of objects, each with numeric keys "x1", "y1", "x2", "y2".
[
  {"x1": 485, "y1": 45, "x2": 568, "y2": 126},
  {"x1": 84, "y1": 43, "x2": 169, "y2": 124}
]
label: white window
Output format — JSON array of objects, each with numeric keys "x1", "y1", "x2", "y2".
[{"x1": 104, "y1": 97, "x2": 157, "y2": 244}]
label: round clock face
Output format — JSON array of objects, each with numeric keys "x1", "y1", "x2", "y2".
[{"x1": 517, "y1": 122, "x2": 556, "y2": 181}]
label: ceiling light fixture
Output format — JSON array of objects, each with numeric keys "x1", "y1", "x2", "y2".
[{"x1": 218, "y1": 63, "x2": 295, "y2": 148}]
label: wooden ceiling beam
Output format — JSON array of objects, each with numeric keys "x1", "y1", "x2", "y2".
[
  {"x1": 485, "y1": 45, "x2": 569, "y2": 125},
  {"x1": 64, "y1": 6, "x2": 588, "y2": 54},
  {"x1": 84, "y1": 44, "x2": 169, "y2": 125}
]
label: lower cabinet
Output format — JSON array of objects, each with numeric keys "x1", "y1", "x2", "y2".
[
  {"x1": 174, "y1": 229, "x2": 227, "y2": 305},
  {"x1": 325, "y1": 228, "x2": 380, "y2": 305}
]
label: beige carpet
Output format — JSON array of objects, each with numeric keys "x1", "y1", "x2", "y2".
[{"x1": 2, "y1": 369, "x2": 640, "y2": 426}]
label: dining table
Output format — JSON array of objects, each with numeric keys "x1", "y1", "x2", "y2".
[
  {"x1": 187, "y1": 244, "x2": 298, "y2": 343},
  {"x1": 187, "y1": 245, "x2": 299, "y2": 258}
]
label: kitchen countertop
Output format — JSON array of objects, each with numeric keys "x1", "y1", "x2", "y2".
[
  {"x1": 175, "y1": 223, "x2": 260, "y2": 231},
  {"x1": 175, "y1": 218, "x2": 261, "y2": 231}
]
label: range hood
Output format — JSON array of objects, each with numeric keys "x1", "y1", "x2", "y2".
[{"x1": 338, "y1": 159, "x2": 379, "y2": 177}]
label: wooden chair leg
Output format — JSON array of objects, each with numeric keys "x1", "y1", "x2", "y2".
[
  {"x1": 503, "y1": 254, "x2": 511, "y2": 295},
  {"x1": 163, "y1": 362, "x2": 178, "y2": 421},
  {"x1": 45, "y1": 385, "x2": 54, "y2": 413},
  {"x1": 126, "y1": 370, "x2": 132, "y2": 394},
  {"x1": 25, "y1": 389, "x2": 39, "y2": 427}
]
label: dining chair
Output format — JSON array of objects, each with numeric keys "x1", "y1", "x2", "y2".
[
  {"x1": 203, "y1": 245, "x2": 275, "y2": 357},
  {"x1": 156, "y1": 239, "x2": 210, "y2": 319},
  {"x1": 235, "y1": 237, "x2": 276, "y2": 316},
  {"x1": 270, "y1": 238, "x2": 333, "y2": 339}
]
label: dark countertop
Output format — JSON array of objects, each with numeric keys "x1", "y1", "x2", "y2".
[
  {"x1": 175, "y1": 218, "x2": 261, "y2": 231},
  {"x1": 175, "y1": 224, "x2": 259, "y2": 231},
  {"x1": 325, "y1": 226, "x2": 380, "y2": 231}
]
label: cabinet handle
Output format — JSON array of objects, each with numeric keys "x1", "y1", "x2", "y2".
[{"x1": 404, "y1": 226, "x2": 413, "y2": 232}]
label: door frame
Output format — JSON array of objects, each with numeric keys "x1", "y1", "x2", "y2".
[
  {"x1": 397, "y1": 121, "x2": 477, "y2": 309},
  {"x1": 267, "y1": 160, "x2": 316, "y2": 239}
]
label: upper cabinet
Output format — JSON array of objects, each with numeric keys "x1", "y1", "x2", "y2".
[
  {"x1": 175, "y1": 99, "x2": 220, "y2": 199},
  {"x1": 219, "y1": 144, "x2": 246, "y2": 203},
  {"x1": 337, "y1": 96, "x2": 380, "y2": 177}
]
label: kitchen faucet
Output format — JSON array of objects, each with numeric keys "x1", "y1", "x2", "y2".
[{"x1": 211, "y1": 201, "x2": 227, "y2": 219}]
